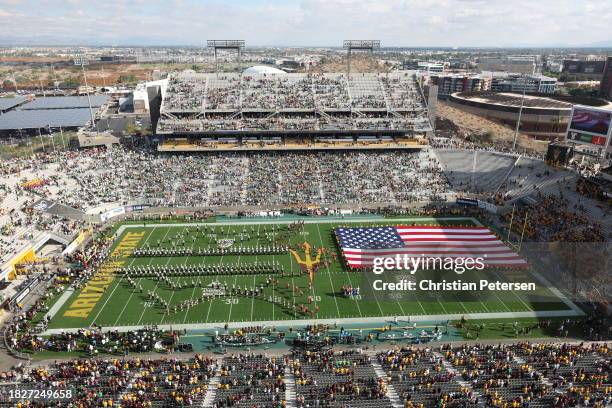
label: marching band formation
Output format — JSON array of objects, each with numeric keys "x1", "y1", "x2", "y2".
[
  {"x1": 118, "y1": 261, "x2": 284, "y2": 277},
  {"x1": 131, "y1": 245, "x2": 289, "y2": 257},
  {"x1": 122, "y1": 273, "x2": 318, "y2": 317},
  {"x1": 111, "y1": 220, "x2": 322, "y2": 317}
]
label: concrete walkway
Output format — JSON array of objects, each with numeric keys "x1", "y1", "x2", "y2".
[{"x1": 43, "y1": 308, "x2": 583, "y2": 335}]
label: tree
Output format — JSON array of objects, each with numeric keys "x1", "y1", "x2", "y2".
[
  {"x1": 568, "y1": 88, "x2": 599, "y2": 98},
  {"x1": 125, "y1": 123, "x2": 138, "y2": 135},
  {"x1": 2, "y1": 79, "x2": 15, "y2": 90},
  {"x1": 118, "y1": 74, "x2": 137, "y2": 84},
  {"x1": 63, "y1": 76, "x2": 81, "y2": 87}
]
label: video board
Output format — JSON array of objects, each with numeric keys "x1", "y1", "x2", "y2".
[
  {"x1": 569, "y1": 107, "x2": 612, "y2": 136},
  {"x1": 566, "y1": 106, "x2": 612, "y2": 151}
]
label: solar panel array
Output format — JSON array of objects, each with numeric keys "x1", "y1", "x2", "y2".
[
  {"x1": 0, "y1": 108, "x2": 98, "y2": 130},
  {"x1": 21, "y1": 95, "x2": 109, "y2": 110},
  {"x1": 0, "y1": 96, "x2": 27, "y2": 112}
]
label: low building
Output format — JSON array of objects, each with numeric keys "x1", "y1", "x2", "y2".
[
  {"x1": 418, "y1": 62, "x2": 445, "y2": 73},
  {"x1": 545, "y1": 60, "x2": 563, "y2": 73},
  {"x1": 562, "y1": 59, "x2": 607, "y2": 81},
  {"x1": 403, "y1": 61, "x2": 445, "y2": 73},
  {"x1": 477, "y1": 56, "x2": 537, "y2": 75},
  {"x1": 486, "y1": 72, "x2": 557, "y2": 94},
  {"x1": 430, "y1": 74, "x2": 491, "y2": 99}
]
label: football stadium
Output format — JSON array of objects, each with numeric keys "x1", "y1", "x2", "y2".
[{"x1": 0, "y1": 22, "x2": 611, "y2": 408}]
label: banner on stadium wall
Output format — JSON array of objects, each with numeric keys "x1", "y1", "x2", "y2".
[
  {"x1": 9, "y1": 275, "x2": 41, "y2": 307},
  {"x1": 125, "y1": 204, "x2": 151, "y2": 213},
  {"x1": 100, "y1": 206, "x2": 125, "y2": 222},
  {"x1": 456, "y1": 197, "x2": 497, "y2": 213},
  {"x1": 14, "y1": 287, "x2": 30, "y2": 304},
  {"x1": 257, "y1": 210, "x2": 281, "y2": 217},
  {"x1": 456, "y1": 197, "x2": 478, "y2": 206},
  {"x1": 2, "y1": 247, "x2": 37, "y2": 281},
  {"x1": 62, "y1": 229, "x2": 91, "y2": 256}
]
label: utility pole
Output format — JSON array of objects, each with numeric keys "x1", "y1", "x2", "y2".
[
  {"x1": 506, "y1": 204, "x2": 515, "y2": 242},
  {"x1": 39, "y1": 79, "x2": 46, "y2": 97},
  {"x1": 74, "y1": 55, "x2": 96, "y2": 130},
  {"x1": 60, "y1": 126, "x2": 66, "y2": 150},
  {"x1": 512, "y1": 74, "x2": 527, "y2": 151},
  {"x1": 38, "y1": 128, "x2": 45, "y2": 152},
  {"x1": 48, "y1": 125, "x2": 56, "y2": 153},
  {"x1": 518, "y1": 212, "x2": 529, "y2": 252}
]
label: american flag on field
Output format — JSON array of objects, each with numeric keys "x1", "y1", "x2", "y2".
[{"x1": 335, "y1": 225, "x2": 527, "y2": 268}]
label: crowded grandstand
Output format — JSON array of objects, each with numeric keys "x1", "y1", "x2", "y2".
[{"x1": 152, "y1": 71, "x2": 432, "y2": 150}]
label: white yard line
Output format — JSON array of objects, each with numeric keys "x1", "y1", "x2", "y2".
[
  {"x1": 158, "y1": 226, "x2": 198, "y2": 325},
  {"x1": 228, "y1": 224, "x2": 258, "y2": 323},
  {"x1": 491, "y1": 269, "x2": 533, "y2": 313},
  {"x1": 204, "y1": 225, "x2": 218, "y2": 324},
  {"x1": 469, "y1": 219, "x2": 529, "y2": 314},
  {"x1": 394, "y1": 294, "x2": 406, "y2": 317},
  {"x1": 225, "y1": 256, "x2": 240, "y2": 323},
  {"x1": 412, "y1": 290, "x2": 428, "y2": 315},
  {"x1": 315, "y1": 223, "x2": 361, "y2": 318},
  {"x1": 271, "y1": 230, "x2": 276, "y2": 321},
  {"x1": 250, "y1": 228, "x2": 259, "y2": 322},
  {"x1": 289, "y1": 249, "x2": 296, "y2": 319},
  {"x1": 181, "y1": 227, "x2": 208, "y2": 324},
  {"x1": 529, "y1": 268, "x2": 584, "y2": 315},
  {"x1": 132, "y1": 253, "x2": 171, "y2": 326},
  {"x1": 368, "y1": 281, "x2": 386, "y2": 317}
]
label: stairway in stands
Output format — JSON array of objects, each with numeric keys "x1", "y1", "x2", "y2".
[
  {"x1": 370, "y1": 359, "x2": 403, "y2": 408},
  {"x1": 284, "y1": 365, "x2": 298, "y2": 408},
  {"x1": 201, "y1": 373, "x2": 220, "y2": 407}
]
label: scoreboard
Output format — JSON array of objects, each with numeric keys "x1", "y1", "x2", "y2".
[{"x1": 565, "y1": 105, "x2": 612, "y2": 158}]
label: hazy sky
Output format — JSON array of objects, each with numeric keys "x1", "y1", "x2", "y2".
[{"x1": 0, "y1": 0, "x2": 610, "y2": 47}]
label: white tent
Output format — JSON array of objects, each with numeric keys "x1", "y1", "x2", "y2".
[{"x1": 243, "y1": 65, "x2": 286, "y2": 75}]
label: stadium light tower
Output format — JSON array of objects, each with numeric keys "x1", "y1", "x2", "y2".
[
  {"x1": 74, "y1": 55, "x2": 96, "y2": 130},
  {"x1": 343, "y1": 40, "x2": 381, "y2": 77},
  {"x1": 512, "y1": 74, "x2": 527, "y2": 151},
  {"x1": 207, "y1": 40, "x2": 246, "y2": 74}
]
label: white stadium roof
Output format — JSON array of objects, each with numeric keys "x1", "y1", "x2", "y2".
[{"x1": 243, "y1": 65, "x2": 286, "y2": 75}]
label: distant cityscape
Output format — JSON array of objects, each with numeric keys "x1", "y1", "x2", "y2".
[{"x1": 1, "y1": 45, "x2": 611, "y2": 98}]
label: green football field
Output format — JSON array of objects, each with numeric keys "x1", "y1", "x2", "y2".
[{"x1": 45, "y1": 216, "x2": 578, "y2": 331}]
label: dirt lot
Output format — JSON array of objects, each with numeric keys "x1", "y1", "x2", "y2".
[
  {"x1": 436, "y1": 101, "x2": 549, "y2": 153},
  {"x1": 307, "y1": 54, "x2": 389, "y2": 73},
  {"x1": 0, "y1": 61, "x2": 162, "y2": 88},
  {"x1": 0, "y1": 53, "x2": 390, "y2": 88}
]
